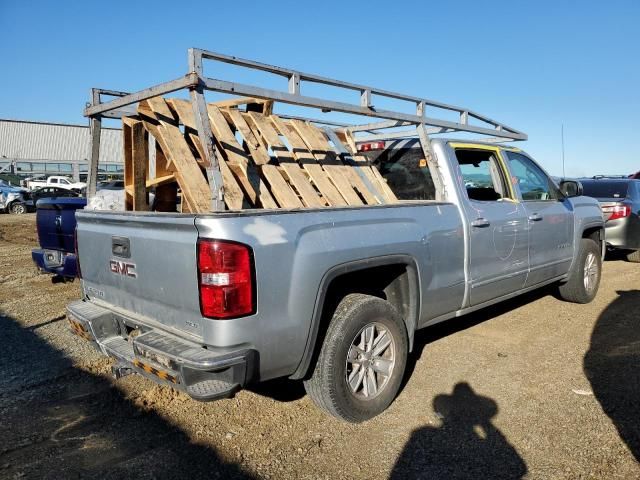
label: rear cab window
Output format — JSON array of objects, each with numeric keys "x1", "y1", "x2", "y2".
[{"x1": 362, "y1": 143, "x2": 436, "y2": 200}]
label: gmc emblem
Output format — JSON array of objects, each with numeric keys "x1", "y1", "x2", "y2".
[{"x1": 109, "y1": 259, "x2": 137, "y2": 278}]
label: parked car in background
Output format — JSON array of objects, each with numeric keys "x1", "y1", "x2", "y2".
[
  {"x1": 97, "y1": 180, "x2": 125, "y2": 190},
  {"x1": 26, "y1": 175, "x2": 86, "y2": 192},
  {"x1": 0, "y1": 179, "x2": 30, "y2": 214},
  {"x1": 25, "y1": 186, "x2": 80, "y2": 210},
  {"x1": 32, "y1": 196, "x2": 87, "y2": 281},
  {"x1": 580, "y1": 178, "x2": 640, "y2": 262}
]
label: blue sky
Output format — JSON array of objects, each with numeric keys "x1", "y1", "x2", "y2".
[{"x1": 1, "y1": 0, "x2": 638, "y2": 177}]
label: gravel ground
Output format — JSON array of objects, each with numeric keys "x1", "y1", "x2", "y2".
[{"x1": 0, "y1": 213, "x2": 638, "y2": 479}]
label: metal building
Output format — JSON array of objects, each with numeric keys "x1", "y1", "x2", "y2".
[{"x1": 0, "y1": 118, "x2": 123, "y2": 182}]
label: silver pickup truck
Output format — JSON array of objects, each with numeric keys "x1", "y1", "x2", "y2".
[
  {"x1": 67, "y1": 50, "x2": 605, "y2": 422},
  {"x1": 68, "y1": 138, "x2": 604, "y2": 422}
]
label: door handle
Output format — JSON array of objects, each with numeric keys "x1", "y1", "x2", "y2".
[
  {"x1": 471, "y1": 218, "x2": 490, "y2": 228},
  {"x1": 528, "y1": 213, "x2": 543, "y2": 222}
]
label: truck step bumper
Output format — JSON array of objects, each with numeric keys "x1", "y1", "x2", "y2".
[{"x1": 66, "y1": 300, "x2": 256, "y2": 401}]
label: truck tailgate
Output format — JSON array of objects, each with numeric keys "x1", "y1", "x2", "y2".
[
  {"x1": 76, "y1": 212, "x2": 204, "y2": 339},
  {"x1": 36, "y1": 197, "x2": 86, "y2": 251}
]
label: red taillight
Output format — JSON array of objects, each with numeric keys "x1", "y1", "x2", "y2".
[
  {"x1": 197, "y1": 239, "x2": 255, "y2": 319},
  {"x1": 74, "y1": 227, "x2": 82, "y2": 278},
  {"x1": 601, "y1": 204, "x2": 631, "y2": 221},
  {"x1": 357, "y1": 141, "x2": 386, "y2": 152}
]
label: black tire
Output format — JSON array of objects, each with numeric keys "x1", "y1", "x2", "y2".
[
  {"x1": 626, "y1": 250, "x2": 640, "y2": 263},
  {"x1": 9, "y1": 202, "x2": 26, "y2": 215},
  {"x1": 558, "y1": 239, "x2": 602, "y2": 304},
  {"x1": 304, "y1": 293, "x2": 408, "y2": 422}
]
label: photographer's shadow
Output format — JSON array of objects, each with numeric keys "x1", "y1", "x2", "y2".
[
  {"x1": 584, "y1": 289, "x2": 640, "y2": 461},
  {"x1": 390, "y1": 383, "x2": 527, "y2": 479}
]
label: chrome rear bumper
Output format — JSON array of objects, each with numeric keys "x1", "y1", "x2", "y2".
[{"x1": 66, "y1": 300, "x2": 257, "y2": 401}]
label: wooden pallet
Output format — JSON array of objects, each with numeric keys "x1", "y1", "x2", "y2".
[{"x1": 122, "y1": 97, "x2": 397, "y2": 212}]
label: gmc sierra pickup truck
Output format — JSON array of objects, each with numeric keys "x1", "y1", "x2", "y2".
[
  {"x1": 66, "y1": 50, "x2": 605, "y2": 422},
  {"x1": 68, "y1": 138, "x2": 603, "y2": 421}
]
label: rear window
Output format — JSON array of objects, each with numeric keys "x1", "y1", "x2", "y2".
[
  {"x1": 581, "y1": 181, "x2": 629, "y2": 199},
  {"x1": 363, "y1": 147, "x2": 436, "y2": 200}
]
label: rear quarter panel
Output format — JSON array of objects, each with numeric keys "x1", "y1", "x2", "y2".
[
  {"x1": 568, "y1": 195, "x2": 606, "y2": 262},
  {"x1": 195, "y1": 203, "x2": 465, "y2": 379}
]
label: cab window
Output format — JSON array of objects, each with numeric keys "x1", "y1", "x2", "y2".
[
  {"x1": 50, "y1": 178, "x2": 58, "y2": 184},
  {"x1": 507, "y1": 152, "x2": 561, "y2": 201},
  {"x1": 363, "y1": 146, "x2": 436, "y2": 200},
  {"x1": 454, "y1": 148, "x2": 510, "y2": 202}
]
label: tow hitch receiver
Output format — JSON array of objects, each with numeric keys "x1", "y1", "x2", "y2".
[{"x1": 111, "y1": 364, "x2": 133, "y2": 380}]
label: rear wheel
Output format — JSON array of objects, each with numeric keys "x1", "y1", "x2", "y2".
[
  {"x1": 558, "y1": 239, "x2": 601, "y2": 303},
  {"x1": 9, "y1": 202, "x2": 26, "y2": 215},
  {"x1": 626, "y1": 250, "x2": 640, "y2": 263},
  {"x1": 304, "y1": 294, "x2": 408, "y2": 422}
]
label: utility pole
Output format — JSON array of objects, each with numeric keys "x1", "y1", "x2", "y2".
[{"x1": 561, "y1": 124, "x2": 566, "y2": 178}]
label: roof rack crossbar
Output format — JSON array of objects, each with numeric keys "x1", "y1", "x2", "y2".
[{"x1": 85, "y1": 48, "x2": 526, "y2": 142}]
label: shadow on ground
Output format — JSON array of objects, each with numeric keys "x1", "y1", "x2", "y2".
[
  {"x1": 0, "y1": 312, "x2": 253, "y2": 479},
  {"x1": 402, "y1": 286, "x2": 553, "y2": 392},
  {"x1": 390, "y1": 382, "x2": 527, "y2": 479},
  {"x1": 584, "y1": 289, "x2": 640, "y2": 462}
]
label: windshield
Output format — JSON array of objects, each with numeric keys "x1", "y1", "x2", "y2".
[{"x1": 581, "y1": 181, "x2": 629, "y2": 199}]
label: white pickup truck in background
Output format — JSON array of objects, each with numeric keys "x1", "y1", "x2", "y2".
[{"x1": 26, "y1": 175, "x2": 86, "y2": 192}]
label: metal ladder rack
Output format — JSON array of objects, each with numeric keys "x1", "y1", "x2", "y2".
[{"x1": 85, "y1": 48, "x2": 527, "y2": 209}]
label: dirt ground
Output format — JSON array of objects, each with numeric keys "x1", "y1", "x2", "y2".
[{"x1": 0, "y1": 213, "x2": 638, "y2": 479}]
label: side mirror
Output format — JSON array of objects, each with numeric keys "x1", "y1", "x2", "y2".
[{"x1": 559, "y1": 180, "x2": 583, "y2": 198}]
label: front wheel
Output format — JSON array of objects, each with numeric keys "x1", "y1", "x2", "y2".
[
  {"x1": 304, "y1": 294, "x2": 408, "y2": 422},
  {"x1": 558, "y1": 239, "x2": 602, "y2": 303},
  {"x1": 9, "y1": 202, "x2": 26, "y2": 215}
]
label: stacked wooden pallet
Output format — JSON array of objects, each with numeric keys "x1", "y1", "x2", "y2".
[{"x1": 121, "y1": 97, "x2": 397, "y2": 212}]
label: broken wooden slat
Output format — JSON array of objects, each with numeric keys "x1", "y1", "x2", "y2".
[
  {"x1": 132, "y1": 122, "x2": 150, "y2": 211},
  {"x1": 323, "y1": 128, "x2": 385, "y2": 205},
  {"x1": 142, "y1": 98, "x2": 212, "y2": 212},
  {"x1": 311, "y1": 127, "x2": 379, "y2": 205},
  {"x1": 168, "y1": 99, "x2": 276, "y2": 209},
  {"x1": 186, "y1": 129, "x2": 246, "y2": 210},
  {"x1": 146, "y1": 174, "x2": 175, "y2": 188},
  {"x1": 208, "y1": 106, "x2": 278, "y2": 209},
  {"x1": 224, "y1": 109, "x2": 271, "y2": 165},
  {"x1": 246, "y1": 112, "x2": 324, "y2": 208},
  {"x1": 289, "y1": 120, "x2": 364, "y2": 206},
  {"x1": 122, "y1": 121, "x2": 133, "y2": 210},
  {"x1": 209, "y1": 97, "x2": 272, "y2": 110},
  {"x1": 235, "y1": 112, "x2": 303, "y2": 208},
  {"x1": 223, "y1": 109, "x2": 304, "y2": 208},
  {"x1": 339, "y1": 129, "x2": 397, "y2": 203},
  {"x1": 272, "y1": 117, "x2": 347, "y2": 207}
]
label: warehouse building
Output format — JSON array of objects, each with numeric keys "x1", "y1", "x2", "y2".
[{"x1": 0, "y1": 118, "x2": 123, "y2": 183}]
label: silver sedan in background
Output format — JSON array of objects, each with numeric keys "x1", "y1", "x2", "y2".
[{"x1": 580, "y1": 178, "x2": 640, "y2": 262}]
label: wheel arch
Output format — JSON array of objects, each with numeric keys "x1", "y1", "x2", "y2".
[
  {"x1": 582, "y1": 225, "x2": 605, "y2": 259},
  {"x1": 290, "y1": 255, "x2": 420, "y2": 380}
]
